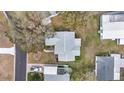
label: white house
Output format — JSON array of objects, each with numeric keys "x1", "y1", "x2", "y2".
[
  {"x1": 45, "y1": 31, "x2": 81, "y2": 62},
  {"x1": 43, "y1": 65, "x2": 70, "y2": 81},
  {"x1": 99, "y1": 12, "x2": 124, "y2": 45}
]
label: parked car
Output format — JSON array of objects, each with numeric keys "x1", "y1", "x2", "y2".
[{"x1": 31, "y1": 66, "x2": 43, "y2": 72}]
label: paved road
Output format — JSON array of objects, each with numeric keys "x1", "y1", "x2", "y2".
[
  {"x1": 5, "y1": 12, "x2": 27, "y2": 81},
  {"x1": 15, "y1": 45, "x2": 27, "y2": 81}
]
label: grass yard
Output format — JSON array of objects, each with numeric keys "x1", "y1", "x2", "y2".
[
  {"x1": 52, "y1": 11, "x2": 124, "y2": 80},
  {"x1": 28, "y1": 51, "x2": 57, "y2": 64},
  {"x1": 0, "y1": 54, "x2": 14, "y2": 81}
]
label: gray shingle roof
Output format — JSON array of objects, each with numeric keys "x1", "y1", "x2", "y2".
[
  {"x1": 96, "y1": 56, "x2": 114, "y2": 80},
  {"x1": 45, "y1": 32, "x2": 81, "y2": 61}
]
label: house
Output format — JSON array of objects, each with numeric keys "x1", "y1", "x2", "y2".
[
  {"x1": 45, "y1": 31, "x2": 81, "y2": 61},
  {"x1": 43, "y1": 65, "x2": 70, "y2": 81},
  {"x1": 95, "y1": 54, "x2": 124, "y2": 80},
  {"x1": 99, "y1": 12, "x2": 124, "y2": 45}
]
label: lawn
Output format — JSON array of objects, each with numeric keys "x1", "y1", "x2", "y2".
[
  {"x1": 28, "y1": 51, "x2": 57, "y2": 64},
  {"x1": 52, "y1": 11, "x2": 124, "y2": 80},
  {"x1": 0, "y1": 54, "x2": 14, "y2": 81}
]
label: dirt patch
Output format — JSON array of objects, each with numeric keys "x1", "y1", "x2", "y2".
[
  {"x1": 0, "y1": 34, "x2": 13, "y2": 48},
  {"x1": 51, "y1": 16, "x2": 63, "y2": 28},
  {"x1": 85, "y1": 41, "x2": 97, "y2": 62},
  {"x1": 28, "y1": 51, "x2": 57, "y2": 64},
  {"x1": 0, "y1": 54, "x2": 14, "y2": 81}
]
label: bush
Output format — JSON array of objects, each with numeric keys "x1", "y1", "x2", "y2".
[
  {"x1": 28, "y1": 72, "x2": 44, "y2": 81},
  {"x1": 96, "y1": 52, "x2": 110, "y2": 56},
  {"x1": 75, "y1": 56, "x2": 80, "y2": 61}
]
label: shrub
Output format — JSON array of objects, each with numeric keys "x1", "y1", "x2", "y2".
[{"x1": 28, "y1": 72, "x2": 44, "y2": 81}]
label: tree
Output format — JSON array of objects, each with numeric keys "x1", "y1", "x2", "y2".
[
  {"x1": 6, "y1": 11, "x2": 54, "y2": 52},
  {"x1": 58, "y1": 11, "x2": 102, "y2": 31},
  {"x1": 57, "y1": 12, "x2": 88, "y2": 30}
]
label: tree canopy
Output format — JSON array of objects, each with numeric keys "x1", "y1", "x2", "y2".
[
  {"x1": 58, "y1": 12, "x2": 88, "y2": 30},
  {"x1": 57, "y1": 11, "x2": 102, "y2": 31},
  {"x1": 6, "y1": 11, "x2": 54, "y2": 52}
]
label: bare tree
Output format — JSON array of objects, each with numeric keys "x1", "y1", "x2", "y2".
[{"x1": 6, "y1": 11, "x2": 54, "y2": 52}]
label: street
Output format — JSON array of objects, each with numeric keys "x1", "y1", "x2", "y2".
[{"x1": 15, "y1": 45, "x2": 27, "y2": 81}]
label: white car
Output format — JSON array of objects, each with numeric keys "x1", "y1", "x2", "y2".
[{"x1": 31, "y1": 66, "x2": 43, "y2": 72}]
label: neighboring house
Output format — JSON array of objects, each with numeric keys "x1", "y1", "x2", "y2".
[
  {"x1": 43, "y1": 65, "x2": 70, "y2": 81},
  {"x1": 45, "y1": 31, "x2": 81, "y2": 61},
  {"x1": 95, "y1": 54, "x2": 124, "y2": 80},
  {"x1": 99, "y1": 12, "x2": 124, "y2": 45}
]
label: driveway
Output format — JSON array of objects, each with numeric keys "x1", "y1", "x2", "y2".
[{"x1": 27, "y1": 64, "x2": 44, "y2": 73}]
